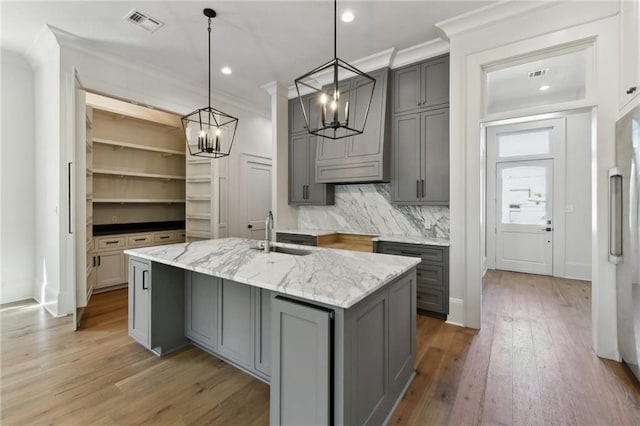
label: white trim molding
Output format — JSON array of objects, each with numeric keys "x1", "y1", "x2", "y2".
[
  {"x1": 446, "y1": 298, "x2": 465, "y2": 327},
  {"x1": 390, "y1": 38, "x2": 449, "y2": 69}
]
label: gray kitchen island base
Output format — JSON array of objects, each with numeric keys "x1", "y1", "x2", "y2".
[{"x1": 128, "y1": 258, "x2": 416, "y2": 425}]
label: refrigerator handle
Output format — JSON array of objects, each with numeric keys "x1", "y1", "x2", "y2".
[
  {"x1": 630, "y1": 160, "x2": 639, "y2": 276},
  {"x1": 609, "y1": 167, "x2": 623, "y2": 263}
]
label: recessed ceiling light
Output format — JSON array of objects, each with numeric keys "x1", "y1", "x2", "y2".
[
  {"x1": 341, "y1": 11, "x2": 354, "y2": 23},
  {"x1": 539, "y1": 85, "x2": 551, "y2": 91},
  {"x1": 221, "y1": 67, "x2": 232, "y2": 75}
]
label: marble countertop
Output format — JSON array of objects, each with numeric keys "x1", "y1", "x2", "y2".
[
  {"x1": 125, "y1": 237, "x2": 420, "y2": 309},
  {"x1": 276, "y1": 229, "x2": 450, "y2": 247}
]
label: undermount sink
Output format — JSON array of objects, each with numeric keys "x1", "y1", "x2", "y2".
[
  {"x1": 250, "y1": 244, "x2": 311, "y2": 256},
  {"x1": 271, "y1": 246, "x2": 311, "y2": 256}
]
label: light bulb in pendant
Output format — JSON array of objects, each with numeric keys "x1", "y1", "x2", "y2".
[
  {"x1": 330, "y1": 100, "x2": 338, "y2": 110},
  {"x1": 215, "y1": 128, "x2": 222, "y2": 136},
  {"x1": 320, "y1": 93, "x2": 328, "y2": 104}
]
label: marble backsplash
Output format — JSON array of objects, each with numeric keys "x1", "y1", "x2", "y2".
[{"x1": 297, "y1": 183, "x2": 449, "y2": 239}]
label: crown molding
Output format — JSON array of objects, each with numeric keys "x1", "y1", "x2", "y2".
[
  {"x1": 47, "y1": 26, "x2": 269, "y2": 119},
  {"x1": 390, "y1": 38, "x2": 449, "y2": 69},
  {"x1": 286, "y1": 48, "x2": 396, "y2": 99},
  {"x1": 261, "y1": 81, "x2": 289, "y2": 98},
  {"x1": 435, "y1": 0, "x2": 553, "y2": 41}
]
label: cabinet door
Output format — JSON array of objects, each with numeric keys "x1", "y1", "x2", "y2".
[
  {"x1": 388, "y1": 272, "x2": 416, "y2": 394},
  {"x1": 96, "y1": 250, "x2": 125, "y2": 288},
  {"x1": 128, "y1": 259, "x2": 150, "y2": 348},
  {"x1": 305, "y1": 135, "x2": 326, "y2": 204},
  {"x1": 392, "y1": 113, "x2": 421, "y2": 203},
  {"x1": 621, "y1": 0, "x2": 640, "y2": 108},
  {"x1": 289, "y1": 98, "x2": 307, "y2": 134},
  {"x1": 270, "y1": 296, "x2": 332, "y2": 426},
  {"x1": 421, "y1": 56, "x2": 449, "y2": 108},
  {"x1": 349, "y1": 69, "x2": 386, "y2": 158},
  {"x1": 289, "y1": 133, "x2": 308, "y2": 204},
  {"x1": 185, "y1": 273, "x2": 218, "y2": 351},
  {"x1": 254, "y1": 288, "x2": 271, "y2": 377},
  {"x1": 217, "y1": 279, "x2": 253, "y2": 368},
  {"x1": 393, "y1": 63, "x2": 421, "y2": 114},
  {"x1": 422, "y1": 108, "x2": 449, "y2": 204}
]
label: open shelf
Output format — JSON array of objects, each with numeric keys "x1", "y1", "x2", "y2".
[
  {"x1": 186, "y1": 158, "x2": 211, "y2": 164},
  {"x1": 93, "y1": 168, "x2": 186, "y2": 181},
  {"x1": 186, "y1": 176, "x2": 211, "y2": 183},
  {"x1": 93, "y1": 198, "x2": 185, "y2": 204},
  {"x1": 186, "y1": 214, "x2": 211, "y2": 220},
  {"x1": 93, "y1": 137, "x2": 185, "y2": 156},
  {"x1": 186, "y1": 231, "x2": 212, "y2": 239},
  {"x1": 186, "y1": 195, "x2": 211, "y2": 201}
]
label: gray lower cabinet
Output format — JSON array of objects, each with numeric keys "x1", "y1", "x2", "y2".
[
  {"x1": 183, "y1": 273, "x2": 271, "y2": 381},
  {"x1": 289, "y1": 132, "x2": 334, "y2": 205},
  {"x1": 270, "y1": 296, "x2": 333, "y2": 426},
  {"x1": 315, "y1": 68, "x2": 391, "y2": 184},
  {"x1": 129, "y1": 258, "x2": 150, "y2": 347},
  {"x1": 128, "y1": 260, "x2": 186, "y2": 355},
  {"x1": 185, "y1": 272, "x2": 218, "y2": 352},
  {"x1": 391, "y1": 107, "x2": 449, "y2": 205},
  {"x1": 392, "y1": 55, "x2": 449, "y2": 115},
  {"x1": 375, "y1": 242, "x2": 449, "y2": 318},
  {"x1": 275, "y1": 232, "x2": 318, "y2": 246}
]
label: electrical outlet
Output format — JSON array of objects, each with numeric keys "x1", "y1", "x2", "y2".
[{"x1": 112, "y1": 216, "x2": 118, "y2": 223}]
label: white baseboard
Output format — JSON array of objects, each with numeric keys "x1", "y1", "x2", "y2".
[
  {"x1": 446, "y1": 297, "x2": 465, "y2": 327},
  {"x1": 0, "y1": 279, "x2": 34, "y2": 304},
  {"x1": 564, "y1": 261, "x2": 591, "y2": 281}
]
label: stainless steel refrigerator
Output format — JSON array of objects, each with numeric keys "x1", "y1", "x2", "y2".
[{"x1": 611, "y1": 103, "x2": 640, "y2": 381}]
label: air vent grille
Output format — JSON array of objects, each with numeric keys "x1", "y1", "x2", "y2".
[
  {"x1": 124, "y1": 9, "x2": 164, "y2": 32},
  {"x1": 527, "y1": 68, "x2": 549, "y2": 78}
]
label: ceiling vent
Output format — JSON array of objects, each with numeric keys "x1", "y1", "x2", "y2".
[
  {"x1": 123, "y1": 9, "x2": 164, "y2": 33},
  {"x1": 527, "y1": 68, "x2": 549, "y2": 78}
]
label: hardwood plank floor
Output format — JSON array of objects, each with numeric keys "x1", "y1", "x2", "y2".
[{"x1": 2, "y1": 271, "x2": 640, "y2": 425}]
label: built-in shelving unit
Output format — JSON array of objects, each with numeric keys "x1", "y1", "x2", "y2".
[
  {"x1": 88, "y1": 93, "x2": 186, "y2": 227},
  {"x1": 185, "y1": 155, "x2": 228, "y2": 241},
  {"x1": 85, "y1": 105, "x2": 95, "y2": 303}
]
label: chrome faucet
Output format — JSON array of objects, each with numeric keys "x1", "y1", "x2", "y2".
[{"x1": 264, "y1": 211, "x2": 274, "y2": 253}]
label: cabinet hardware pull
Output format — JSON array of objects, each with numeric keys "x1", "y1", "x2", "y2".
[
  {"x1": 422, "y1": 179, "x2": 425, "y2": 198},
  {"x1": 97, "y1": 256, "x2": 101, "y2": 266},
  {"x1": 248, "y1": 224, "x2": 253, "y2": 229},
  {"x1": 68, "y1": 162, "x2": 73, "y2": 234},
  {"x1": 93, "y1": 256, "x2": 96, "y2": 267},
  {"x1": 105, "y1": 240, "x2": 118, "y2": 245},
  {"x1": 627, "y1": 86, "x2": 637, "y2": 95},
  {"x1": 416, "y1": 101, "x2": 421, "y2": 106},
  {"x1": 159, "y1": 236, "x2": 170, "y2": 239},
  {"x1": 142, "y1": 270, "x2": 148, "y2": 290},
  {"x1": 134, "y1": 238, "x2": 145, "y2": 242},
  {"x1": 416, "y1": 180, "x2": 420, "y2": 198}
]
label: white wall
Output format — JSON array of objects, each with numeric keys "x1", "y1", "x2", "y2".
[
  {"x1": 23, "y1": 29, "x2": 64, "y2": 316},
  {"x1": 565, "y1": 110, "x2": 592, "y2": 280},
  {"x1": 0, "y1": 49, "x2": 36, "y2": 304}
]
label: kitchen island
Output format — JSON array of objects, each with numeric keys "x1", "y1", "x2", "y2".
[{"x1": 125, "y1": 237, "x2": 420, "y2": 425}]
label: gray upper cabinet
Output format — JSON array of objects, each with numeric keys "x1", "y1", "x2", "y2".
[
  {"x1": 289, "y1": 99, "x2": 334, "y2": 206},
  {"x1": 393, "y1": 55, "x2": 449, "y2": 115},
  {"x1": 315, "y1": 68, "x2": 391, "y2": 183},
  {"x1": 391, "y1": 54, "x2": 449, "y2": 206},
  {"x1": 289, "y1": 132, "x2": 335, "y2": 205},
  {"x1": 392, "y1": 108, "x2": 449, "y2": 205}
]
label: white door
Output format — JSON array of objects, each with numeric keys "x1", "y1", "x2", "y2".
[
  {"x1": 239, "y1": 155, "x2": 272, "y2": 240},
  {"x1": 496, "y1": 159, "x2": 553, "y2": 275}
]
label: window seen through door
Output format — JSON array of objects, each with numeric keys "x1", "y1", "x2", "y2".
[
  {"x1": 498, "y1": 128, "x2": 551, "y2": 158},
  {"x1": 501, "y1": 166, "x2": 547, "y2": 225}
]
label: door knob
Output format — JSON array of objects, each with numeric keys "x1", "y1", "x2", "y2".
[{"x1": 247, "y1": 224, "x2": 253, "y2": 229}]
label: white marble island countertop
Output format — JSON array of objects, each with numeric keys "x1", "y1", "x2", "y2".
[{"x1": 125, "y1": 237, "x2": 420, "y2": 309}]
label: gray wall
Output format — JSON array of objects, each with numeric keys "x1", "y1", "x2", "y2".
[{"x1": 298, "y1": 183, "x2": 449, "y2": 239}]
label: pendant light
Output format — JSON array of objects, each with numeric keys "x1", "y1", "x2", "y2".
[
  {"x1": 294, "y1": 0, "x2": 375, "y2": 140},
  {"x1": 182, "y1": 8, "x2": 238, "y2": 159}
]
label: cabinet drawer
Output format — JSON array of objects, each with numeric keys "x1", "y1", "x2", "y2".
[
  {"x1": 416, "y1": 289, "x2": 445, "y2": 313},
  {"x1": 154, "y1": 232, "x2": 176, "y2": 244},
  {"x1": 378, "y1": 242, "x2": 444, "y2": 264},
  {"x1": 173, "y1": 230, "x2": 186, "y2": 242},
  {"x1": 95, "y1": 236, "x2": 125, "y2": 250},
  {"x1": 416, "y1": 264, "x2": 445, "y2": 291},
  {"x1": 128, "y1": 234, "x2": 153, "y2": 247}
]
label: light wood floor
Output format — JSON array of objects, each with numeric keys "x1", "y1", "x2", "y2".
[{"x1": 2, "y1": 271, "x2": 640, "y2": 425}]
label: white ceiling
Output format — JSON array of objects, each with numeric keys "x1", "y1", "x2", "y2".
[{"x1": 1, "y1": 1, "x2": 492, "y2": 113}]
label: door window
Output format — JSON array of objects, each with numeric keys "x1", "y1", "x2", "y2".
[{"x1": 501, "y1": 165, "x2": 547, "y2": 225}]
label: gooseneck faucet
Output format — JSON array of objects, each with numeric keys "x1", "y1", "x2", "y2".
[{"x1": 264, "y1": 210, "x2": 274, "y2": 253}]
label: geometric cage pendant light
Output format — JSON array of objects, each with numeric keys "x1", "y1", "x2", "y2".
[
  {"x1": 182, "y1": 8, "x2": 238, "y2": 159},
  {"x1": 294, "y1": 0, "x2": 375, "y2": 140}
]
